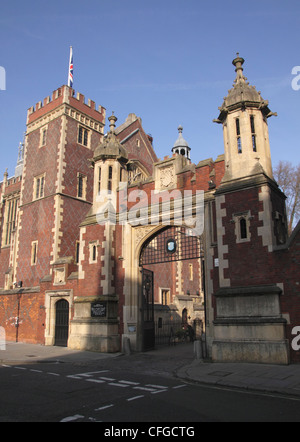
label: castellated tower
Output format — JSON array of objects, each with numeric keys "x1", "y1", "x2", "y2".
[{"x1": 15, "y1": 85, "x2": 106, "y2": 287}]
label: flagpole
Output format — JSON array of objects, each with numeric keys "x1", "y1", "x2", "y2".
[{"x1": 68, "y1": 46, "x2": 73, "y2": 88}]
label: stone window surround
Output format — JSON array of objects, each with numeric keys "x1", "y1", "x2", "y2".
[
  {"x1": 232, "y1": 210, "x2": 252, "y2": 243},
  {"x1": 44, "y1": 290, "x2": 73, "y2": 347}
]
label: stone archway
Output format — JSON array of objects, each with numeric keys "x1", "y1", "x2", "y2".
[
  {"x1": 137, "y1": 226, "x2": 205, "y2": 350},
  {"x1": 44, "y1": 290, "x2": 73, "y2": 347}
]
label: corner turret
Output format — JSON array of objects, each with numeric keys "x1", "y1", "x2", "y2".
[{"x1": 214, "y1": 54, "x2": 277, "y2": 182}]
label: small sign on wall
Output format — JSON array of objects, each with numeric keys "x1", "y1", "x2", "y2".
[{"x1": 91, "y1": 301, "x2": 107, "y2": 318}]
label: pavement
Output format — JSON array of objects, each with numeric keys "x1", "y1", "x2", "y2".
[
  {"x1": 176, "y1": 359, "x2": 300, "y2": 399},
  {"x1": 1, "y1": 341, "x2": 300, "y2": 399},
  {"x1": 0, "y1": 342, "x2": 122, "y2": 364}
]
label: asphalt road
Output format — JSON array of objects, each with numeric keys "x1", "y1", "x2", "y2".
[{"x1": 0, "y1": 355, "x2": 300, "y2": 424}]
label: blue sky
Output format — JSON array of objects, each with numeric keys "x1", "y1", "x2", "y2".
[{"x1": 0, "y1": 0, "x2": 300, "y2": 178}]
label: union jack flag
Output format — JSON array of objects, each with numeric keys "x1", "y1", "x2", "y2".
[{"x1": 68, "y1": 46, "x2": 73, "y2": 88}]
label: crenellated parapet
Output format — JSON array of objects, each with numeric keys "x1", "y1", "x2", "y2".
[{"x1": 26, "y1": 85, "x2": 106, "y2": 134}]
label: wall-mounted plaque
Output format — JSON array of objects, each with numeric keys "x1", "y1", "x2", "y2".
[{"x1": 91, "y1": 301, "x2": 107, "y2": 318}]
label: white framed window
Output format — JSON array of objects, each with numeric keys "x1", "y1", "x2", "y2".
[
  {"x1": 2, "y1": 197, "x2": 19, "y2": 247},
  {"x1": 78, "y1": 126, "x2": 89, "y2": 147},
  {"x1": 40, "y1": 125, "x2": 48, "y2": 147},
  {"x1": 34, "y1": 174, "x2": 45, "y2": 200},
  {"x1": 77, "y1": 173, "x2": 87, "y2": 199},
  {"x1": 89, "y1": 240, "x2": 99, "y2": 264},
  {"x1": 189, "y1": 263, "x2": 193, "y2": 281},
  {"x1": 160, "y1": 288, "x2": 171, "y2": 306},
  {"x1": 31, "y1": 241, "x2": 38, "y2": 266}
]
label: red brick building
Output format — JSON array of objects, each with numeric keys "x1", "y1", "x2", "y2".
[{"x1": 0, "y1": 55, "x2": 299, "y2": 363}]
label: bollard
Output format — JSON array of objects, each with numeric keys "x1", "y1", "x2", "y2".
[
  {"x1": 194, "y1": 340, "x2": 203, "y2": 360},
  {"x1": 123, "y1": 337, "x2": 132, "y2": 356}
]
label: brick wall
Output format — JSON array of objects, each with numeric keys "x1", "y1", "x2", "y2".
[
  {"x1": 63, "y1": 117, "x2": 101, "y2": 200},
  {"x1": 78, "y1": 224, "x2": 105, "y2": 297},
  {"x1": 59, "y1": 198, "x2": 91, "y2": 259},
  {"x1": 211, "y1": 180, "x2": 300, "y2": 363},
  {"x1": 145, "y1": 261, "x2": 177, "y2": 304},
  {"x1": 22, "y1": 118, "x2": 62, "y2": 205},
  {"x1": 0, "y1": 290, "x2": 45, "y2": 344},
  {"x1": 222, "y1": 186, "x2": 268, "y2": 287},
  {"x1": 17, "y1": 198, "x2": 56, "y2": 286},
  {"x1": 15, "y1": 116, "x2": 62, "y2": 285}
]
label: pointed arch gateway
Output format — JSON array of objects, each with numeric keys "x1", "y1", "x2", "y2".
[{"x1": 139, "y1": 226, "x2": 204, "y2": 351}]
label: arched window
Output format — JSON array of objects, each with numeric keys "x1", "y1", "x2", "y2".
[
  {"x1": 250, "y1": 115, "x2": 257, "y2": 152},
  {"x1": 108, "y1": 166, "x2": 113, "y2": 192},
  {"x1": 89, "y1": 241, "x2": 98, "y2": 263},
  {"x1": 240, "y1": 217, "x2": 247, "y2": 239},
  {"x1": 236, "y1": 118, "x2": 242, "y2": 154},
  {"x1": 77, "y1": 174, "x2": 83, "y2": 198},
  {"x1": 98, "y1": 167, "x2": 101, "y2": 194}
]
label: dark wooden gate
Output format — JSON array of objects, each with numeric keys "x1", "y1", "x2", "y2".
[
  {"x1": 142, "y1": 268, "x2": 155, "y2": 351},
  {"x1": 54, "y1": 299, "x2": 69, "y2": 347}
]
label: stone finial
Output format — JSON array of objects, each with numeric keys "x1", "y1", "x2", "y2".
[
  {"x1": 232, "y1": 52, "x2": 246, "y2": 83},
  {"x1": 108, "y1": 112, "x2": 118, "y2": 133}
]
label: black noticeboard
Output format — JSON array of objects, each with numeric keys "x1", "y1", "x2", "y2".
[{"x1": 91, "y1": 301, "x2": 107, "y2": 318}]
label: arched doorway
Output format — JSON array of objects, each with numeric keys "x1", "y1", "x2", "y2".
[
  {"x1": 139, "y1": 226, "x2": 204, "y2": 350},
  {"x1": 54, "y1": 299, "x2": 69, "y2": 347}
]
